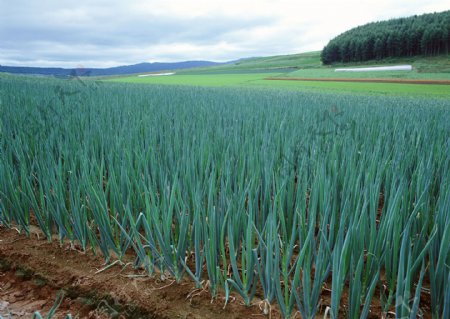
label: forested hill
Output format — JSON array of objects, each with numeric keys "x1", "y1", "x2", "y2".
[{"x1": 321, "y1": 11, "x2": 450, "y2": 64}]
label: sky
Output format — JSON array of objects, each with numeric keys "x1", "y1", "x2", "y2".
[{"x1": 0, "y1": 0, "x2": 448, "y2": 68}]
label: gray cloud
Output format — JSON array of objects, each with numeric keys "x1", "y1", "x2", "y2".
[{"x1": 1, "y1": 0, "x2": 448, "y2": 67}]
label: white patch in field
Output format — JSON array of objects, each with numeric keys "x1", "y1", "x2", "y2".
[
  {"x1": 137, "y1": 72, "x2": 175, "y2": 77},
  {"x1": 335, "y1": 65, "x2": 412, "y2": 72}
]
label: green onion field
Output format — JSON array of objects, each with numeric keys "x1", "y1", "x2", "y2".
[{"x1": 1, "y1": 74, "x2": 449, "y2": 318}]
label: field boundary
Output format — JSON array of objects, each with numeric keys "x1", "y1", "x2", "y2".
[{"x1": 264, "y1": 77, "x2": 450, "y2": 85}]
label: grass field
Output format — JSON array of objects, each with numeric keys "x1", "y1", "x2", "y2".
[
  {"x1": 179, "y1": 51, "x2": 450, "y2": 74},
  {"x1": 284, "y1": 68, "x2": 450, "y2": 80},
  {"x1": 110, "y1": 72, "x2": 450, "y2": 97},
  {"x1": 179, "y1": 51, "x2": 323, "y2": 73},
  {"x1": 109, "y1": 51, "x2": 450, "y2": 97},
  {"x1": 260, "y1": 79, "x2": 450, "y2": 96},
  {"x1": 109, "y1": 73, "x2": 280, "y2": 86}
]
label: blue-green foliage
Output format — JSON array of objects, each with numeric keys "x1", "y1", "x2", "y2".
[{"x1": 1, "y1": 76, "x2": 449, "y2": 318}]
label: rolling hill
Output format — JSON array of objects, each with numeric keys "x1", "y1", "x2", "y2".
[{"x1": 0, "y1": 60, "x2": 222, "y2": 77}]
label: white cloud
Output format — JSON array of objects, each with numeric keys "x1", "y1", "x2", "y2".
[{"x1": 0, "y1": 0, "x2": 448, "y2": 67}]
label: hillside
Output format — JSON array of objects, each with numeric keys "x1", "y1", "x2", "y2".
[
  {"x1": 321, "y1": 10, "x2": 450, "y2": 64},
  {"x1": 178, "y1": 51, "x2": 323, "y2": 74},
  {"x1": 179, "y1": 51, "x2": 450, "y2": 75}
]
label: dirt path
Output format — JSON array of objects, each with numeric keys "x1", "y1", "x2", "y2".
[
  {"x1": 0, "y1": 227, "x2": 271, "y2": 319},
  {"x1": 264, "y1": 77, "x2": 450, "y2": 85}
]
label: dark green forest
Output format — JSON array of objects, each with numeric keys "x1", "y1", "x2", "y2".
[{"x1": 321, "y1": 11, "x2": 450, "y2": 64}]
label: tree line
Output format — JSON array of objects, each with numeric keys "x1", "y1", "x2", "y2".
[{"x1": 321, "y1": 11, "x2": 450, "y2": 64}]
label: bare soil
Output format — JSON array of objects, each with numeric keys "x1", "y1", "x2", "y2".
[
  {"x1": 0, "y1": 225, "x2": 434, "y2": 318},
  {"x1": 264, "y1": 77, "x2": 450, "y2": 85},
  {"x1": 0, "y1": 227, "x2": 274, "y2": 318}
]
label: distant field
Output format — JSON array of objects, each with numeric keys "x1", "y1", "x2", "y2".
[
  {"x1": 110, "y1": 73, "x2": 280, "y2": 86},
  {"x1": 109, "y1": 72, "x2": 450, "y2": 97},
  {"x1": 180, "y1": 52, "x2": 450, "y2": 74},
  {"x1": 109, "y1": 52, "x2": 450, "y2": 97},
  {"x1": 254, "y1": 79, "x2": 450, "y2": 96},
  {"x1": 283, "y1": 68, "x2": 450, "y2": 80}
]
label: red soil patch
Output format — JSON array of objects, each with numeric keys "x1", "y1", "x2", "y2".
[
  {"x1": 0, "y1": 227, "x2": 275, "y2": 318},
  {"x1": 0, "y1": 225, "x2": 434, "y2": 318},
  {"x1": 0, "y1": 269, "x2": 107, "y2": 318},
  {"x1": 264, "y1": 77, "x2": 450, "y2": 85}
]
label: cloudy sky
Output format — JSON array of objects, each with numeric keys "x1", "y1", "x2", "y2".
[{"x1": 0, "y1": 0, "x2": 448, "y2": 68}]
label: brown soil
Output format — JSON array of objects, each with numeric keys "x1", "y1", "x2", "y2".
[
  {"x1": 0, "y1": 227, "x2": 275, "y2": 318},
  {"x1": 0, "y1": 268, "x2": 99, "y2": 318},
  {"x1": 0, "y1": 224, "x2": 434, "y2": 318},
  {"x1": 264, "y1": 77, "x2": 450, "y2": 85}
]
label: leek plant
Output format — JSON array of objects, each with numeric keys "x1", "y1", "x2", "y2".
[{"x1": 1, "y1": 76, "x2": 449, "y2": 318}]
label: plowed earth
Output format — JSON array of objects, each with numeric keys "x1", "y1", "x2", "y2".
[
  {"x1": 0, "y1": 225, "x2": 433, "y2": 318},
  {"x1": 0, "y1": 226, "x2": 274, "y2": 319}
]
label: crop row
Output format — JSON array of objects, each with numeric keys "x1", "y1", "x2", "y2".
[{"x1": 0, "y1": 76, "x2": 449, "y2": 318}]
